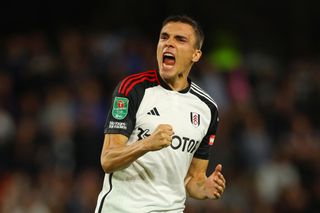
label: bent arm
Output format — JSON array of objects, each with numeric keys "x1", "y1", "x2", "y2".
[
  {"x1": 100, "y1": 125, "x2": 173, "y2": 173},
  {"x1": 100, "y1": 134, "x2": 149, "y2": 173},
  {"x1": 184, "y1": 158, "x2": 209, "y2": 199}
]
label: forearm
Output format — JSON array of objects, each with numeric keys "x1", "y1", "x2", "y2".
[
  {"x1": 185, "y1": 174, "x2": 208, "y2": 200},
  {"x1": 101, "y1": 125, "x2": 173, "y2": 173},
  {"x1": 101, "y1": 139, "x2": 149, "y2": 173}
]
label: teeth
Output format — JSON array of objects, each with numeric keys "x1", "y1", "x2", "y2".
[{"x1": 164, "y1": 53, "x2": 174, "y2": 57}]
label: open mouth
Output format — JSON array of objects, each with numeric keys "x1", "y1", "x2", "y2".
[{"x1": 162, "y1": 52, "x2": 176, "y2": 67}]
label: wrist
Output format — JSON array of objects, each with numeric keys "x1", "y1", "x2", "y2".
[{"x1": 140, "y1": 138, "x2": 151, "y2": 152}]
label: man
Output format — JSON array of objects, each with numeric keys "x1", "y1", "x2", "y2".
[{"x1": 95, "y1": 15, "x2": 226, "y2": 213}]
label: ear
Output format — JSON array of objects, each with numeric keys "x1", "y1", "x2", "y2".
[{"x1": 192, "y1": 49, "x2": 202, "y2": 62}]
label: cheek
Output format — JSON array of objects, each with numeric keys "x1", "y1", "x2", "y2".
[
  {"x1": 180, "y1": 49, "x2": 195, "y2": 63},
  {"x1": 156, "y1": 46, "x2": 162, "y2": 60},
  {"x1": 157, "y1": 43, "x2": 164, "y2": 53}
]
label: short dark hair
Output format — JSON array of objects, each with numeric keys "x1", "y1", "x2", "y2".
[{"x1": 162, "y1": 15, "x2": 204, "y2": 49}]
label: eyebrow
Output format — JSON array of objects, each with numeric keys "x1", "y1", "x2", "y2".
[
  {"x1": 160, "y1": 32, "x2": 188, "y2": 41},
  {"x1": 160, "y1": 32, "x2": 169, "y2": 37}
]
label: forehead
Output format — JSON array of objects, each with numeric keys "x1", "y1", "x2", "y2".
[{"x1": 160, "y1": 22, "x2": 196, "y2": 38}]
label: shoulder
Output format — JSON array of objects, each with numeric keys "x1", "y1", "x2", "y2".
[
  {"x1": 117, "y1": 70, "x2": 159, "y2": 97},
  {"x1": 189, "y1": 82, "x2": 218, "y2": 111}
]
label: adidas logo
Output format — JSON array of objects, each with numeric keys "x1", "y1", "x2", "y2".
[{"x1": 147, "y1": 107, "x2": 160, "y2": 116}]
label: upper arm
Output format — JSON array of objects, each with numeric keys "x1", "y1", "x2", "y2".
[
  {"x1": 100, "y1": 134, "x2": 128, "y2": 161},
  {"x1": 103, "y1": 80, "x2": 140, "y2": 138},
  {"x1": 104, "y1": 72, "x2": 156, "y2": 138}
]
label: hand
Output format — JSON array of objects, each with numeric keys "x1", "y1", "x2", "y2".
[
  {"x1": 205, "y1": 164, "x2": 226, "y2": 199},
  {"x1": 145, "y1": 124, "x2": 174, "y2": 151}
]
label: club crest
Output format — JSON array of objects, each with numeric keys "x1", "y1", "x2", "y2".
[{"x1": 190, "y1": 112, "x2": 200, "y2": 127}]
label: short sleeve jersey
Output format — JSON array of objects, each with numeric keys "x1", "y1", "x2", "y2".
[{"x1": 95, "y1": 70, "x2": 219, "y2": 213}]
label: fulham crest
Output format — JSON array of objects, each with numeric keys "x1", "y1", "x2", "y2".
[{"x1": 190, "y1": 112, "x2": 200, "y2": 128}]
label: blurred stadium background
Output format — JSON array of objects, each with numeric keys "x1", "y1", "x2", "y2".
[{"x1": 0, "y1": 0, "x2": 319, "y2": 212}]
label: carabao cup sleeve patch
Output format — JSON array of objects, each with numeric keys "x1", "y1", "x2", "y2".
[{"x1": 112, "y1": 97, "x2": 129, "y2": 120}]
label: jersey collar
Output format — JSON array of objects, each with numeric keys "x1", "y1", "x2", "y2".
[{"x1": 156, "y1": 70, "x2": 191, "y2": 94}]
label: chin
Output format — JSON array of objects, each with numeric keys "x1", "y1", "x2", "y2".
[
  {"x1": 160, "y1": 68, "x2": 175, "y2": 78},
  {"x1": 161, "y1": 64, "x2": 176, "y2": 73}
]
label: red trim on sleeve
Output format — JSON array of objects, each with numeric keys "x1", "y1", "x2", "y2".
[
  {"x1": 124, "y1": 77, "x2": 158, "y2": 96},
  {"x1": 118, "y1": 70, "x2": 155, "y2": 94},
  {"x1": 118, "y1": 70, "x2": 159, "y2": 96}
]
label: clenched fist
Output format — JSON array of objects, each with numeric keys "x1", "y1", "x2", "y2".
[{"x1": 144, "y1": 124, "x2": 174, "y2": 151}]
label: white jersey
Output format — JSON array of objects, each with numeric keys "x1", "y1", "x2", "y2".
[{"x1": 95, "y1": 70, "x2": 219, "y2": 213}]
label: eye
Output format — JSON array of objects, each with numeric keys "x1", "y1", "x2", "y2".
[
  {"x1": 160, "y1": 33, "x2": 169, "y2": 40},
  {"x1": 176, "y1": 36, "x2": 187, "y2": 43}
]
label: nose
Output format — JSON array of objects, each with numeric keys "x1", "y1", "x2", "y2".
[{"x1": 164, "y1": 37, "x2": 174, "y2": 47}]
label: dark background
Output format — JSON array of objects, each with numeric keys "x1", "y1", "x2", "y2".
[
  {"x1": 1, "y1": 0, "x2": 320, "y2": 56},
  {"x1": 0, "y1": 1, "x2": 319, "y2": 212}
]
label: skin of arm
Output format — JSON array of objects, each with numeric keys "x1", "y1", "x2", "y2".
[
  {"x1": 185, "y1": 158, "x2": 226, "y2": 200},
  {"x1": 100, "y1": 124, "x2": 173, "y2": 173},
  {"x1": 100, "y1": 134, "x2": 148, "y2": 173}
]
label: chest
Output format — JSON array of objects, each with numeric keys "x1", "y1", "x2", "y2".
[{"x1": 135, "y1": 87, "x2": 211, "y2": 144}]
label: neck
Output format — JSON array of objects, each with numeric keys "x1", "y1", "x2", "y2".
[{"x1": 163, "y1": 72, "x2": 189, "y2": 91}]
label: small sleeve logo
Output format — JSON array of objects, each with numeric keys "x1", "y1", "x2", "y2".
[
  {"x1": 112, "y1": 97, "x2": 129, "y2": 120},
  {"x1": 209, "y1": 135, "x2": 215, "y2": 145}
]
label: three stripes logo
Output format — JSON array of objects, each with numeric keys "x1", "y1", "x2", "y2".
[{"x1": 147, "y1": 107, "x2": 160, "y2": 116}]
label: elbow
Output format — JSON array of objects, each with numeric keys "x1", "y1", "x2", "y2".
[{"x1": 100, "y1": 155, "x2": 114, "y2": 174}]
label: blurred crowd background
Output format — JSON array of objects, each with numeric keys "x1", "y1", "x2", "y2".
[{"x1": 0, "y1": 0, "x2": 319, "y2": 212}]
